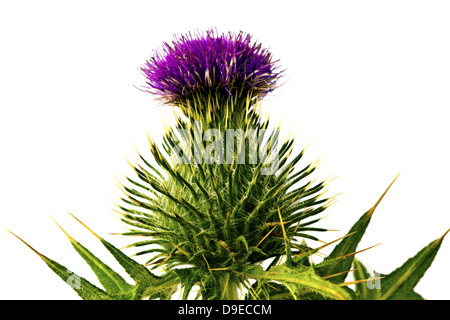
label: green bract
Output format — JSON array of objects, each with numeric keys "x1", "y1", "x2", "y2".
[{"x1": 9, "y1": 30, "x2": 448, "y2": 300}]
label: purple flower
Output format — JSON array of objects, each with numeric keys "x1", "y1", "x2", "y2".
[{"x1": 140, "y1": 29, "x2": 282, "y2": 105}]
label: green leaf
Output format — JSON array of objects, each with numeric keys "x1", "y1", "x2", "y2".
[
  {"x1": 318, "y1": 174, "x2": 399, "y2": 283},
  {"x1": 379, "y1": 229, "x2": 449, "y2": 300},
  {"x1": 51, "y1": 218, "x2": 136, "y2": 299},
  {"x1": 68, "y1": 213, "x2": 180, "y2": 299},
  {"x1": 8, "y1": 230, "x2": 112, "y2": 300},
  {"x1": 241, "y1": 264, "x2": 353, "y2": 300}
]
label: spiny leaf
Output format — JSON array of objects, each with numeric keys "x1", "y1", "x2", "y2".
[
  {"x1": 51, "y1": 217, "x2": 136, "y2": 299},
  {"x1": 68, "y1": 213, "x2": 180, "y2": 299},
  {"x1": 241, "y1": 264, "x2": 353, "y2": 300},
  {"x1": 319, "y1": 174, "x2": 399, "y2": 283},
  {"x1": 379, "y1": 228, "x2": 449, "y2": 300},
  {"x1": 8, "y1": 230, "x2": 112, "y2": 300}
]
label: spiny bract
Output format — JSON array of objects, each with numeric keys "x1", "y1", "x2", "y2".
[
  {"x1": 9, "y1": 28, "x2": 448, "y2": 301},
  {"x1": 117, "y1": 100, "x2": 332, "y2": 299}
]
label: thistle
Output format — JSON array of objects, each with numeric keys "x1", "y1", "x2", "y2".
[{"x1": 9, "y1": 29, "x2": 448, "y2": 301}]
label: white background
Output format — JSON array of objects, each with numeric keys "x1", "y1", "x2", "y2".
[{"x1": 1, "y1": 1, "x2": 449, "y2": 300}]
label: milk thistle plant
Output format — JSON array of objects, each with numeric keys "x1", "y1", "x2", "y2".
[{"x1": 10, "y1": 29, "x2": 448, "y2": 300}]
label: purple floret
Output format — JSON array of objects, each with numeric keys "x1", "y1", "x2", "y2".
[{"x1": 140, "y1": 29, "x2": 282, "y2": 105}]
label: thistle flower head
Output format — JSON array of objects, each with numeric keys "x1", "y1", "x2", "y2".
[{"x1": 140, "y1": 29, "x2": 282, "y2": 107}]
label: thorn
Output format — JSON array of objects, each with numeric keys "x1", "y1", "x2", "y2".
[
  {"x1": 339, "y1": 276, "x2": 385, "y2": 287},
  {"x1": 119, "y1": 242, "x2": 139, "y2": 250},
  {"x1": 68, "y1": 212, "x2": 101, "y2": 240},
  {"x1": 313, "y1": 155, "x2": 325, "y2": 168},
  {"x1": 7, "y1": 230, "x2": 44, "y2": 258},
  {"x1": 315, "y1": 232, "x2": 358, "y2": 252},
  {"x1": 256, "y1": 226, "x2": 277, "y2": 248},
  {"x1": 110, "y1": 209, "x2": 125, "y2": 220},
  {"x1": 48, "y1": 216, "x2": 72, "y2": 240},
  {"x1": 107, "y1": 195, "x2": 123, "y2": 207},
  {"x1": 304, "y1": 138, "x2": 312, "y2": 153},
  {"x1": 146, "y1": 131, "x2": 155, "y2": 149},
  {"x1": 322, "y1": 268, "x2": 356, "y2": 280},
  {"x1": 292, "y1": 243, "x2": 327, "y2": 258},
  {"x1": 323, "y1": 175, "x2": 337, "y2": 187},
  {"x1": 316, "y1": 188, "x2": 330, "y2": 200},
  {"x1": 438, "y1": 228, "x2": 450, "y2": 242},
  {"x1": 318, "y1": 214, "x2": 331, "y2": 221},
  {"x1": 323, "y1": 195, "x2": 340, "y2": 209},
  {"x1": 341, "y1": 243, "x2": 382, "y2": 259},
  {"x1": 112, "y1": 175, "x2": 126, "y2": 189},
  {"x1": 133, "y1": 144, "x2": 142, "y2": 158},
  {"x1": 366, "y1": 173, "x2": 400, "y2": 221},
  {"x1": 277, "y1": 208, "x2": 288, "y2": 242},
  {"x1": 124, "y1": 156, "x2": 138, "y2": 174}
]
